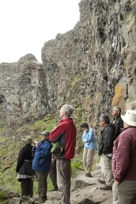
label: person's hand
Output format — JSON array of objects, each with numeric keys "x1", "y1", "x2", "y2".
[
  {"x1": 52, "y1": 156, "x2": 56, "y2": 160},
  {"x1": 115, "y1": 180, "x2": 120, "y2": 185},
  {"x1": 35, "y1": 142, "x2": 39, "y2": 147},
  {"x1": 34, "y1": 140, "x2": 39, "y2": 147}
]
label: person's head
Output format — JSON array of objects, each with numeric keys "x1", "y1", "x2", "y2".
[
  {"x1": 121, "y1": 110, "x2": 136, "y2": 128},
  {"x1": 99, "y1": 114, "x2": 110, "y2": 127},
  {"x1": 40, "y1": 131, "x2": 50, "y2": 140},
  {"x1": 80, "y1": 123, "x2": 89, "y2": 131},
  {"x1": 60, "y1": 104, "x2": 74, "y2": 119},
  {"x1": 22, "y1": 136, "x2": 32, "y2": 144},
  {"x1": 112, "y1": 106, "x2": 121, "y2": 117}
]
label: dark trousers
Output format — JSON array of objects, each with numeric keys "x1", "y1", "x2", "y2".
[
  {"x1": 21, "y1": 178, "x2": 33, "y2": 197},
  {"x1": 49, "y1": 159, "x2": 58, "y2": 188},
  {"x1": 36, "y1": 171, "x2": 48, "y2": 202}
]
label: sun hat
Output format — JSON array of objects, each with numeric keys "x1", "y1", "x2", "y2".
[
  {"x1": 121, "y1": 110, "x2": 136, "y2": 127},
  {"x1": 22, "y1": 136, "x2": 32, "y2": 144}
]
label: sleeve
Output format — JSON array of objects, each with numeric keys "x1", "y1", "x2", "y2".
[
  {"x1": 113, "y1": 134, "x2": 131, "y2": 182},
  {"x1": 82, "y1": 132, "x2": 88, "y2": 143},
  {"x1": 36, "y1": 142, "x2": 52, "y2": 158},
  {"x1": 87, "y1": 129, "x2": 94, "y2": 143},
  {"x1": 49, "y1": 122, "x2": 66, "y2": 142},
  {"x1": 120, "y1": 118, "x2": 124, "y2": 129},
  {"x1": 103, "y1": 127, "x2": 114, "y2": 154},
  {"x1": 16, "y1": 147, "x2": 25, "y2": 172},
  {"x1": 115, "y1": 118, "x2": 124, "y2": 137},
  {"x1": 32, "y1": 146, "x2": 36, "y2": 156}
]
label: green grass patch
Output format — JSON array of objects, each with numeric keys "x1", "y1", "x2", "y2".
[
  {"x1": 0, "y1": 191, "x2": 6, "y2": 202},
  {"x1": 71, "y1": 157, "x2": 84, "y2": 176},
  {"x1": 0, "y1": 113, "x2": 57, "y2": 195}
]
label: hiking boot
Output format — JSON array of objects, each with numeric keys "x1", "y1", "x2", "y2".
[
  {"x1": 85, "y1": 172, "x2": 92, "y2": 177},
  {"x1": 38, "y1": 197, "x2": 47, "y2": 204},
  {"x1": 50, "y1": 187, "x2": 58, "y2": 192},
  {"x1": 97, "y1": 179, "x2": 106, "y2": 184},
  {"x1": 99, "y1": 185, "x2": 112, "y2": 190}
]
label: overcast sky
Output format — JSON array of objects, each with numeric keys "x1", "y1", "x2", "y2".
[{"x1": 0, "y1": 0, "x2": 80, "y2": 63}]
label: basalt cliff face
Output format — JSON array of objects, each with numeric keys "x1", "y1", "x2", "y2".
[
  {"x1": 42, "y1": 0, "x2": 136, "y2": 125},
  {"x1": 0, "y1": 0, "x2": 136, "y2": 126}
]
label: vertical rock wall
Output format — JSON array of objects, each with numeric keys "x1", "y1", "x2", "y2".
[{"x1": 42, "y1": 0, "x2": 136, "y2": 126}]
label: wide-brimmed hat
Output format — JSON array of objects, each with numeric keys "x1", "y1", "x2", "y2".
[
  {"x1": 22, "y1": 136, "x2": 32, "y2": 144},
  {"x1": 121, "y1": 110, "x2": 136, "y2": 127}
]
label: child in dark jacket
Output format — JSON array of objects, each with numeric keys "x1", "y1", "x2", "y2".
[{"x1": 32, "y1": 131, "x2": 52, "y2": 203}]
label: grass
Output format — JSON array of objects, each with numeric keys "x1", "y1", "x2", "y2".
[
  {"x1": 0, "y1": 111, "x2": 99, "y2": 201},
  {"x1": 16, "y1": 114, "x2": 56, "y2": 134},
  {"x1": 0, "y1": 136, "x2": 5, "y2": 143},
  {"x1": 71, "y1": 155, "x2": 84, "y2": 177},
  {"x1": 0, "y1": 191, "x2": 6, "y2": 203},
  {"x1": 0, "y1": 113, "x2": 57, "y2": 196}
]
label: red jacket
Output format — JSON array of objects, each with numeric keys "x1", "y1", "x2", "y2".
[
  {"x1": 49, "y1": 118, "x2": 76, "y2": 160},
  {"x1": 112, "y1": 127, "x2": 136, "y2": 182}
]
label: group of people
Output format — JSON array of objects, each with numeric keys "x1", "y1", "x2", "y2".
[
  {"x1": 16, "y1": 104, "x2": 136, "y2": 204},
  {"x1": 80, "y1": 106, "x2": 136, "y2": 204},
  {"x1": 16, "y1": 104, "x2": 76, "y2": 204}
]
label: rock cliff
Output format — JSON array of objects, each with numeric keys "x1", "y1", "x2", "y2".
[
  {"x1": 0, "y1": 54, "x2": 48, "y2": 125},
  {"x1": 42, "y1": 0, "x2": 136, "y2": 127},
  {"x1": 0, "y1": 0, "x2": 136, "y2": 126}
]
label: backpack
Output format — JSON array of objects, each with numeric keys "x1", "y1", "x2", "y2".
[{"x1": 51, "y1": 142, "x2": 64, "y2": 157}]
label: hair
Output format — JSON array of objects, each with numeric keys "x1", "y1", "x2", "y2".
[
  {"x1": 80, "y1": 123, "x2": 89, "y2": 129},
  {"x1": 60, "y1": 104, "x2": 74, "y2": 117},
  {"x1": 112, "y1": 106, "x2": 121, "y2": 113},
  {"x1": 22, "y1": 136, "x2": 32, "y2": 144},
  {"x1": 100, "y1": 114, "x2": 110, "y2": 124}
]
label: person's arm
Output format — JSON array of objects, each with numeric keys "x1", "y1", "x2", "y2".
[
  {"x1": 36, "y1": 142, "x2": 52, "y2": 158},
  {"x1": 113, "y1": 134, "x2": 131, "y2": 182},
  {"x1": 82, "y1": 132, "x2": 88, "y2": 143},
  {"x1": 49, "y1": 122, "x2": 66, "y2": 142},
  {"x1": 87, "y1": 129, "x2": 94, "y2": 143},
  {"x1": 16, "y1": 147, "x2": 25, "y2": 172},
  {"x1": 103, "y1": 127, "x2": 114, "y2": 154}
]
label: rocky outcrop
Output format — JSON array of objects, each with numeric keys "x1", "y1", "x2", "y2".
[
  {"x1": 3, "y1": 168, "x2": 112, "y2": 204},
  {"x1": 0, "y1": 0, "x2": 136, "y2": 126},
  {"x1": 0, "y1": 54, "x2": 48, "y2": 126}
]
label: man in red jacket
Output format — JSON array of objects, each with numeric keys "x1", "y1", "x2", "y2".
[
  {"x1": 49, "y1": 104, "x2": 77, "y2": 204},
  {"x1": 112, "y1": 110, "x2": 136, "y2": 204}
]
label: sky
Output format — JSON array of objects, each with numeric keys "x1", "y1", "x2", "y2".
[{"x1": 0, "y1": 0, "x2": 80, "y2": 63}]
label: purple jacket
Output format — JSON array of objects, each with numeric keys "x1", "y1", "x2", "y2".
[{"x1": 112, "y1": 127, "x2": 136, "y2": 182}]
